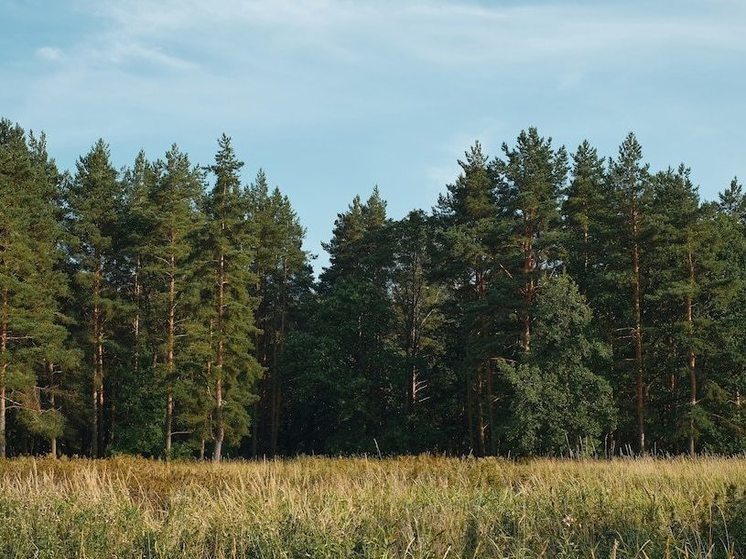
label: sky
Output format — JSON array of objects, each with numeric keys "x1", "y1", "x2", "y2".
[{"x1": 1, "y1": 0, "x2": 745, "y2": 271}]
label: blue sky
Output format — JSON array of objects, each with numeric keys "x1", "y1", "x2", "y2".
[{"x1": 1, "y1": 0, "x2": 745, "y2": 270}]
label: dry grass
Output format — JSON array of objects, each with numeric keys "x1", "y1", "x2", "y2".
[{"x1": 0, "y1": 456, "x2": 744, "y2": 558}]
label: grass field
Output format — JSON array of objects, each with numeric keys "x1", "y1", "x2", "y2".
[{"x1": 0, "y1": 456, "x2": 744, "y2": 558}]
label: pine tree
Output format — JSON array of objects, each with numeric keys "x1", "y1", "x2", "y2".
[
  {"x1": 494, "y1": 127, "x2": 568, "y2": 354},
  {"x1": 113, "y1": 152, "x2": 162, "y2": 454},
  {"x1": 0, "y1": 120, "x2": 69, "y2": 457},
  {"x1": 66, "y1": 139, "x2": 123, "y2": 457},
  {"x1": 605, "y1": 133, "x2": 653, "y2": 453},
  {"x1": 142, "y1": 146, "x2": 204, "y2": 457},
  {"x1": 389, "y1": 210, "x2": 447, "y2": 449},
  {"x1": 562, "y1": 140, "x2": 607, "y2": 295},
  {"x1": 282, "y1": 188, "x2": 398, "y2": 453},
  {"x1": 246, "y1": 170, "x2": 307, "y2": 456},
  {"x1": 434, "y1": 142, "x2": 499, "y2": 455},
  {"x1": 647, "y1": 166, "x2": 713, "y2": 453},
  {"x1": 203, "y1": 135, "x2": 261, "y2": 461}
]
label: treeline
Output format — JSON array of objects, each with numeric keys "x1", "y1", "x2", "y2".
[{"x1": 1, "y1": 120, "x2": 744, "y2": 459}]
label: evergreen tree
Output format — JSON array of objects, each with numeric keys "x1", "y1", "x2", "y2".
[
  {"x1": 434, "y1": 142, "x2": 499, "y2": 455},
  {"x1": 494, "y1": 127, "x2": 569, "y2": 353},
  {"x1": 113, "y1": 152, "x2": 162, "y2": 455},
  {"x1": 389, "y1": 210, "x2": 447, "y2": 450},
  {"x1": 246, "y1": 169, "x2": 308, "y2": 456},
  {"x1": 646, "y1": 166, "x2": 715, "y2": 454},
  {"x1": 202, "y1": 135, "x2": 261, "y2": 461},
  {"x1": 142, "y1": 146, "x2": 204, "y2": 457},
  {"x1": 498, "y1": 274, "x2": 616, "y2": 455},
  {"x1": 65, "y1": 139, "x2": 123, "y2": 457},
  {"x1": 604, "y1": 133, "x2": 653, "y2": 453},
  {"x1": 0, "y1": 120, "x2": 69, "y2": 457},
  {"x1": 284, "y1": 188, "x2": 397, "y2": 453},
  {"x1": 562, "y1": 140, "x2": 607, "y2": 295}
]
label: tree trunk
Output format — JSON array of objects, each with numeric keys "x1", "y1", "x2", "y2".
[
  {"x1": 133, "y1": 255, "x2": 141, "y2": 375},
  {"x1": 0, "y1": 288, "x2": 7, "y2": 458},
  {"x1": 251, "y1": 402, "x2": 259, "y2": 457},
  {"x1": 0, "y1": 384, "x2": 5, "y2": 459},
  {"x1": 583, "y1": 222, "x2": 589, "y2": 274},
  {"x1": 466, "y1": 367, "x2": 475, "y2": 453},
  {"x1": 91, "y1": 257, "x2": 101, "y2": 457},
  {"x1": 486, "y1": 358, "x2": 496, "y2": 456},
  {"x1": 213, "y1": 245, "x2": 225, "y2": 463},
  {"x1": 48, "y1": 361, "x2": 57, "y2": 458},
  {"x1": 687, "y1": 249, "x2": 697, "y2": 457},
  {"x1": 476, "y1": 369, "x2": 486, "y2": 457},
  {"x1": 521, "y1": 216, "x2": 535, "y2": 353},
  {"x1": 475, "y1": 269, "x2": 487, "y2": 456},
  {"x1": 165, "y1": 252, "x2": 175, "y2": 458},
  {"x1": 269, "y1": 261, "x2": 288, "y2": 456},
  {"x1": 213, "y1": 378, "x2": 223, "y2": 462},
  {"x1": 631, "y1": 212, "x2": 645, "y2": 455}
]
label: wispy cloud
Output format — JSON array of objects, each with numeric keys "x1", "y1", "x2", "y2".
[
  {"x1": 17, "y1": 0, "x2": 731, "y2": 90},
  {"x1": 18, "y1": 0, "x2": 740, "y2": 131},
  {"x1": 4, "y1": 0, "x2": 744, "y2": 262},
  {"x1": 36, "y1": 46, "x2": 63, "y2": 62}
]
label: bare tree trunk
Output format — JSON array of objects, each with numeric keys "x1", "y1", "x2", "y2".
[
  {"x1": 687, "y1": 249, "x2": 697, "y2": 457},
  {"x1": 631, "y1": 211, "x2": 645, "y2": 455},
  {"x1": 583, "y1": 223, "x2": 589, "y2": 274},
  {"x1": 476, "y1": 270, "x2": 487, "y2": 456},
  {"x1": 0, "y1": 288, "x2": 7, "y2": 458},
  {"x1": 476, "y1": 363, "x2": 486, "y2": 457},
  {"x1": 213, "y1": 246, "x2": 225, "y2": 463},
  {"x1": 48, "y1": 361, "x2": 57, "y2": 458},
  {"x1": 133, "y1": 255, "x2": 141, "y2": 375},
  {"x1": 165, "y1": 389, "x2": 173, "y2": 458},
  {"x1": 251, "y1": 402, "x2": 259, "y2": 457},
  {"x1": 165, "y1": 251, "x2": 176, "y2": 458},
  {"x1": 269, "y1": 261, "x2": 288, "y2": 456},
  {"x1": 91, "y1": 256, "x2": 102, "y2": 457},
  {"x1": 213, "y1": 378, "x2": 223, "y2": 462},
  {"x1": 486, "y1": 358, "x2": 496, "y2": 456},
  {"x1": 466, "y1": 367, "x2": 475, "y2": 453},
  {"x1": 521, "y1": 217, "x2": 535, "y2": 353}
]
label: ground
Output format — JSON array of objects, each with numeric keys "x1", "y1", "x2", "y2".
[{"x1": 0, "y1": 456, "x2": 744, "y2": 558}]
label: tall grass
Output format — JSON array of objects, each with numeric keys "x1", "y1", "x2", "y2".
[{"x1": 0, "y1": 456, "x2": 743, "y2": 558}]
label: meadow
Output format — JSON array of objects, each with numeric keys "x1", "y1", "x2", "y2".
[{"x1": 0, "y1": 456, "x2": 744, "y2": 558}]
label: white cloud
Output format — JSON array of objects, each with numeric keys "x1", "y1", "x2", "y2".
[
  {"x1": 36, "y1": 46, "x2": 63, "y2": 62},
  {"x1": 76, "y1": 0, "x2": 746, "y2": 70},
  {"x1": 13, "y1": 0, "x2": 746, "y2": 174}
]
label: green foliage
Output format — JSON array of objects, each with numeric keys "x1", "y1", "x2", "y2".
[
  {"x1": 499, "y1": 275, "x2": 616, "y2": 455},
  {"x1": 200, "y1": 135, "x2": 262, "y2": 455},
  {"x1": 0, "y1": 115, "x2": 744, "y2": 458},
  {"x1": 0, "y1": 120, "x2": 70, "y2": 456}
]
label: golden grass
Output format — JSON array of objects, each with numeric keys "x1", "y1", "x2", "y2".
[{"x1": 0, "y1": 456, "x2": 744, "y2": 558}]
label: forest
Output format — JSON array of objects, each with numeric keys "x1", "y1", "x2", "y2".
[{"x1": 1, "y1": 118, "x2": 744, "y2": 460}]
